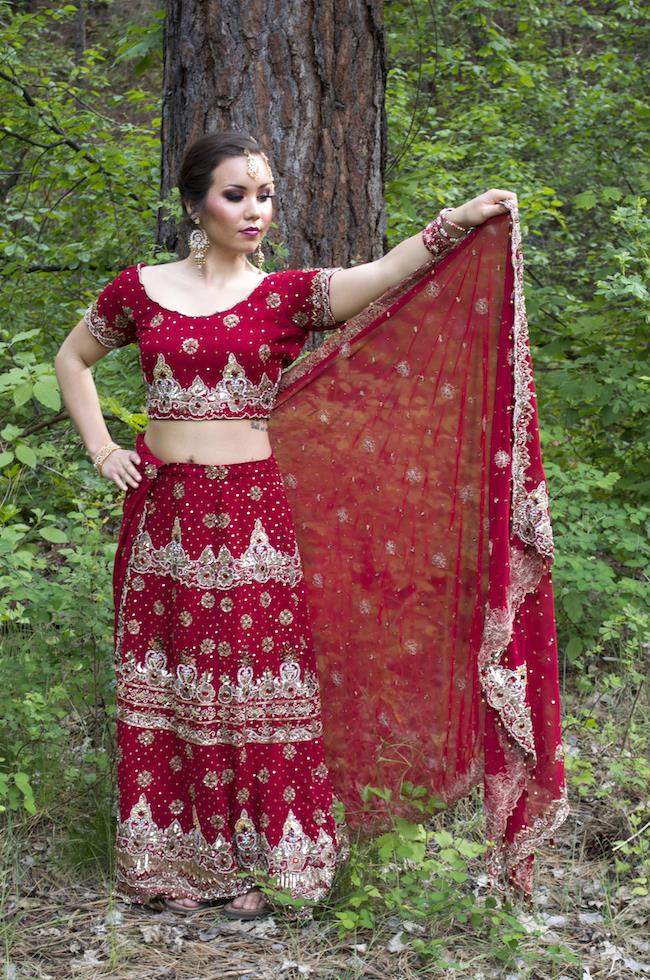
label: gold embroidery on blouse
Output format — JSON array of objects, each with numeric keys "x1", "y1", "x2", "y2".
[
  {"x1": 84, "y1": 301, "x2": 135, "y2": 348},
  {"x1": 303, "y1": 267, "x2": 343, "y2": 328},
  {"x1": 203, "y1": 512, "x2": 230, "y2": 529},
  {"x1": 292, "y1": 310, "x2": 309, "y2": 329},
  {"x1": 131, "y1": 516, "x2": 303, "y2": 590},
  {"x1": 266, "y1": 292, "x2": 282, "y2": 308},
  {"x1": 223, "y1": 314, "x2": 240, "y2": 329},
  {"x1": 147, "y1": 352, "x2": 279, "y2": 420},
  {"x1": 182, "y1": 338, "x2": 199, "y2": 353},
  {"x1": 150, "y1": 313, "x2": 164, "y2": 328}
]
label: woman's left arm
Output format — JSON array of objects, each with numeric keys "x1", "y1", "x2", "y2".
[{"x1": 328, "y1": 189, "x2": 517, "y2": 323}]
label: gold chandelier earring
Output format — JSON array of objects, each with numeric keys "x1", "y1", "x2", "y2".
[
  {"x1": 188, "y1": 215, "x2": 209, "y2": 273},
  {"x1": 254, "y1": 240, "x2": 265, "y2": 270}
]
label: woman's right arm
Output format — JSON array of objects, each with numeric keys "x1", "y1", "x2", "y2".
[{"x1": 54, "y1": 320, "x2": 142, "y2": 491}]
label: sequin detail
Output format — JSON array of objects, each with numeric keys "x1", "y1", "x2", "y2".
[
  {"x1": 147, "y1": 352, "x2": 278, "y2": 420},
  {"x1": 84, "y1": 301, "x2": 135, "y2": 348},
  {"x1": 131, "y1": 517, "x2": 303, "y2": 590},
  {"x1": 115, "y1": 795, "x2": 340, "y2": 903}
]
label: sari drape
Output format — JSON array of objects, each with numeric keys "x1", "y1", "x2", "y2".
[{"x1": 269, "y1": 204, "x2": 569, "y2": 894}]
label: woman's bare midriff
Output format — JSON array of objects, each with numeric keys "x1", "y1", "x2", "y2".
[{"x1": 144, "y1": 418, "x2": 272, "y2": 465}]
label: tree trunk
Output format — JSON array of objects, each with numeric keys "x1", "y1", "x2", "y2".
[
  {"x1": 74, "y1": 0, "x2": 86, "y2": 64},
  {"x1": 159, "y1": 0, "x2": 387, "y2": 269}
]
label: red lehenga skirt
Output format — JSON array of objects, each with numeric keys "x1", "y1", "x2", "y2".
[{"x1": 112, "y1": 446, "x2": 345, "y2": 905}]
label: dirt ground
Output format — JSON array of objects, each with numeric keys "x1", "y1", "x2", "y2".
[{"x1": 4, "y1": 793, "x2": 650, "y2": 980}]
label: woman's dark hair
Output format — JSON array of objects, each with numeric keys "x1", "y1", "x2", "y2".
[{"x1": 177, "y1": 131, "x2": 268, "y2": 220}]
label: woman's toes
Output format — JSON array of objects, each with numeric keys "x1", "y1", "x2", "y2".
[
  {"x1": 245, "y1": 890, "x2": 267, "y2": 910},
  {"x1": 229, "y1": 888, "x2": 267, "y2": 911}
]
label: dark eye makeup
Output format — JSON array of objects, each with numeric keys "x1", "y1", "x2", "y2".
[{"x1": 224, "y1": 192, "x2": 275, "y2": 202}]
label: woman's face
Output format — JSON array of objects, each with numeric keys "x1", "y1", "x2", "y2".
[{"x1": 195, "y1": 154, "x2": 275, "y2": 258}]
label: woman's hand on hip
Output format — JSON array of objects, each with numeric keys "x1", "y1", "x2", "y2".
[
  {"x1": 445, "y1": 189, "x2": 518, "y2": 230},
  {"x1": 100, "y1": 449, "x2": 142, "y2": 491}
]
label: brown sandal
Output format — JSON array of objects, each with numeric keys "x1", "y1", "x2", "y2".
[{"x1": 164, "y1": 897, "x2": 214, "y2": 914}]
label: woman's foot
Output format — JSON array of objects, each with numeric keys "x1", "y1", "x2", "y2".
[{"x1": 222, "y1": 887, "x2": 271, "y2": 920}]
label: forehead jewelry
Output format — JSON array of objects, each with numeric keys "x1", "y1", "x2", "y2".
[
  {"x1": 243, "y1": 148, "x2": 259, "y2": 179},
  {"x1": 243, "y1": 147, "x2": 274, "y2": 183}
]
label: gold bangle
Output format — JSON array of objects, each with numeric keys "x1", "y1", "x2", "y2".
[
  {"x1": 93, "y1": 441, "x2": 121, "y2": 474},
  {"x1": 440, "y1": 207, "x2": 470, "y2": 235}
]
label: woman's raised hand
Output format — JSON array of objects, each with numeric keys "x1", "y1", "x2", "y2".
[
  {"x1": 446, "y1": 189, "x2": 518, "y2": 230},
  {"x1": 99, "y1": 448, "x2": 142, "y2": 492}
]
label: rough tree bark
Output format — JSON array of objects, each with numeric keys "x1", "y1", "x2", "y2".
[{"x1": 159, "y1": 0, "x2": 387, "y2": 269}]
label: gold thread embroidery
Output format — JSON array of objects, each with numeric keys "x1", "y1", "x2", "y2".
[
  {"x1": 115, "y1": 795, "x2": 341, "y2": 903},
  {"x1": 131, "y1": 516, "x2": 303, "y2": 590},
  {"x1": 147, "y1": 352, "x2": 278, "y2": 420},
  {"x1": 84, "y1": 301, "x2": 135, "y2": 348}
]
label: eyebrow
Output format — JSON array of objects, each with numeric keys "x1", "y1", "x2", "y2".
[{"x1": 223, "y1": 183, "x2": 274, "y2": 190}]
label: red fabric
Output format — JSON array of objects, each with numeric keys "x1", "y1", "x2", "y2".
[
  {"x1": 269, "y1": 206, "x2": 568, "y2": 894},
  {"x1": 112, "y1": 446, "x2": 344, "y2": 905}
]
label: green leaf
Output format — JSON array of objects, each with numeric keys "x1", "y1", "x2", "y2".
[
  {"x1": 15, "y1": 443, "x2": 37, "y2": 467},
  {"x1": 39, "y1": 526, "x2": 68, "y2": 543},
  {"x1": 565, "y1": 636, "x2": 583, "y2": 661},
  {"x1": 563, "y1": 592, "x2": 583, "y2": 623},
  {"x1": 13, "y1": 772, "x2": 36, "y2": 815},
  {"x1": 0, "y1": 451, "x2": 14, "y2": 467},
  {"x1": 13, "y1": 381, "x2": 33, "y2": 407},
  {"x1": 33, "y1": 379, "x2": 61, "y2": 411},
  {"x1": 573, "y1": 190, "x2": 598, "y2": 210}
]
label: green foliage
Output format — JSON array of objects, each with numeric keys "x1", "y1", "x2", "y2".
[
  {"x1": 0, "y1": 2, "x2": 159, "y2": 814},
  {"x1": 326, "y1": 786, "x2": 577, "y2": 972}
]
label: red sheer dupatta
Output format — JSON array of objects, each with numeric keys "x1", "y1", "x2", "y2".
[{"x1": 269, "y1": 205, "x2": 569, "y2": 895}]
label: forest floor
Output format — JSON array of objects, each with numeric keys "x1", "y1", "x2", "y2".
[{"x1": 2, "y1": 682, "x2": 649, "y2": 980}]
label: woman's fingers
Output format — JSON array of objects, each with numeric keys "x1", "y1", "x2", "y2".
[
  {"x1": 100, "y1": 449, "x2": 143, "y2": 490},
  {"x1": 464, "y1": 189, "x2": 518, "y2": 226}
]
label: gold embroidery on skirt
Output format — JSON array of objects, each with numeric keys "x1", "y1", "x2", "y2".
[
  {"x1": 131, "y1": 517, "x2": 303, "y2": 590},
  {"x1": 117, "y1": 650, "x2": 324, "y2": 745},
  {"x1": 115, "y1": 793, "x2": 340, "y2": 903}
]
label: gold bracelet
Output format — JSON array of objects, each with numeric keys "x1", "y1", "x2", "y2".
[
  {"x1": 439, "y1": 207, "x2": 471, "y2": 239},
  {"x1": 93, "y1": 441, "x2": 121, "y2": 474}
]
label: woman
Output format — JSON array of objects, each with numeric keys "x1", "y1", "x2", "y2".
[{"x1": 55, "y1": 131, "x2": 566, "y2": 918}]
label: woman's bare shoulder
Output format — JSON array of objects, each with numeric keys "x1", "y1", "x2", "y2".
[{"x1": 141, "y1": 259, "x2": 189, "y2": 283}]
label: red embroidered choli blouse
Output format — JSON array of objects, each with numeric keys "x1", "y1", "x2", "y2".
[{"x1": 83, "y1": 264, "x2": 343, "y2": 420}]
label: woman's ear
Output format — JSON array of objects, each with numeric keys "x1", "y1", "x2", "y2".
[{"x1": 181, "y1": 198, "x2": 197, "y2": 223}]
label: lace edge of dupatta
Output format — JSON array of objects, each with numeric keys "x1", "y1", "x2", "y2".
[{"x1": 483, "y1": 200, "x2": 568, "y2": 895}]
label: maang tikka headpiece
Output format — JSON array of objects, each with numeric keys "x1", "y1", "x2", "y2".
[
  {"x1": 243, "y1": 147, "x2": 274, "y2": 182},
  {"x1": 243, "y1": 148, "x2": 274, "y2": 270}
]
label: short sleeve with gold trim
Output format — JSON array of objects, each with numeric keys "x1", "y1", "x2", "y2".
[
  {"x1": 285, "y1": 267, "x2": 345, "y2": 333},
  {"x1": 83, "y1": 267, "x2": 138, "y2": 349}
]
